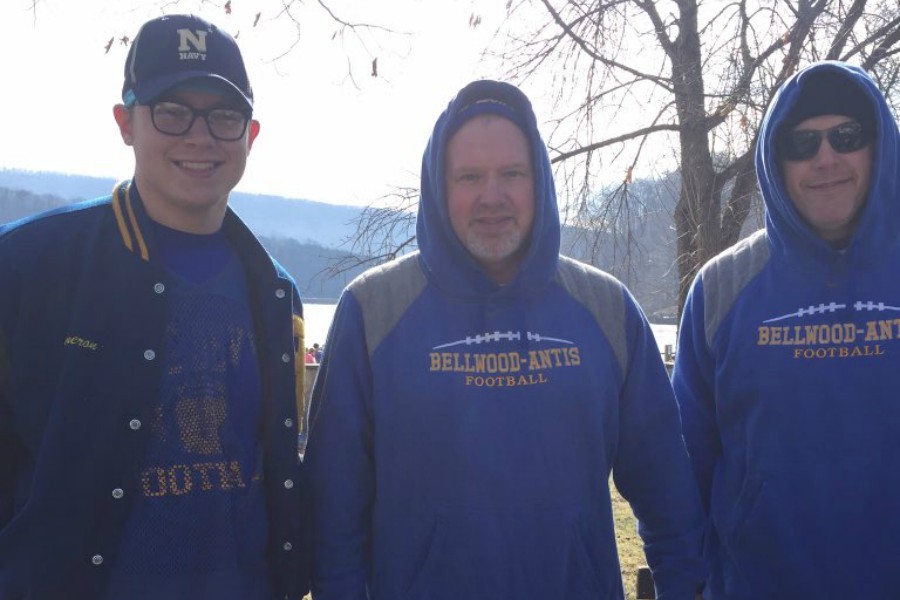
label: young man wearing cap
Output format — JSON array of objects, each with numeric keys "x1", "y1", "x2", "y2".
[
  {"x1": 305, "y1": 80, "x2": 706, "y2": 600},
  {"x1": 0, "y1": 14, "x2": 308, "y2": 599},
  {"x1": 673, "y1": 61, "x2": 900, "y2": 598}
]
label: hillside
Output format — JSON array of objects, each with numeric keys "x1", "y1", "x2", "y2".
[
  {"x1": 0, "y1": 168, "x2": 724, "y2": 316},
  {"x1": 0, "y1": 184, "x2": 366, "y2": 300},
  {"x1": 0, "y1": 169, "x2": 362, "y2": 249}
]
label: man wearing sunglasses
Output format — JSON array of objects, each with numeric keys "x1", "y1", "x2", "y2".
[
  {"x1": 0, "y1": 14, "x2": 309, "y2": 599},
  {"x1": 673, "y1": 61, "x2": 900, "y2": 598}
]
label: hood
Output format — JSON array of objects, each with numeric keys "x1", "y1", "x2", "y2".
[
  {"x1": 756, "y1": 61, "x2": 900, "y2": 263},
  {"x1": 416, "y1": 80, "x2": 560, "y2": 300}
]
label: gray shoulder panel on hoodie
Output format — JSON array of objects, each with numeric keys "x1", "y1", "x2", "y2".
[
  {"x1": 555, "y1": 256, "x2": 628, "y2": 375},
  {"x1": 700, "y1": 229, "x2": 770, "y2": 349},
  {"x1": 347, "y1": 252, "x2": 427, "y2": 358}
]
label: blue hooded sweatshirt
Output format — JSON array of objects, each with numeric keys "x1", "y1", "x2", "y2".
[
  {"x1": 673, "y1": 61, "x2": 900, "y2": 598},
  {"x1": 306, "y1": 79, "x2": 705, "y2": 600}
]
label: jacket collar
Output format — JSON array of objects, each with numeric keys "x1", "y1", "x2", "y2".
[{"x1": 111, "y1": 180, "x2": 283, "y2": 282}]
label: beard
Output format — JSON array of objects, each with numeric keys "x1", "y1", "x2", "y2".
[{"x1": 461, "y1": 225, "x2": 528, "y2": 270}]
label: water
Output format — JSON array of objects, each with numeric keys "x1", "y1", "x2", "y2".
[
  {"x1": 303, "y1": 302, "x2": 337, "y2": 349},
  {"x1": 304, "y1": 301, "x2": 678, "y2": 357},
  {"x1": 650, "y1": 323, "x2": 677, "y2": 357}
]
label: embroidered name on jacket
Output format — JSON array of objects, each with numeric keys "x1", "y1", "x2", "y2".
[
  {"x1": 64, "y1": 335, "x2": 99, "y2": 351},
  {"x1": 756, "y1": 299, "x2": 898, "y2": 359},
  {"x1": 429, "y1": 330, "x2": 581, "y2": 387}
]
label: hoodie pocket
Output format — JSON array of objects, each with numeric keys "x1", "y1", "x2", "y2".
[
  {"x1": 723, "y1": 478, "x2": 766, "y2": 543},
  {"x1": 566, "y1": 520, "x2": 608, "y2": 598},
  {"x1": 716, "y1": 476, "x2": 768, "y2": 593},
  {"x1": 403, "y1": 510, "x2": 618, "y2": 600},
  {"x1": 404, "y1": 518, "x2": 449, "y2": 600}
]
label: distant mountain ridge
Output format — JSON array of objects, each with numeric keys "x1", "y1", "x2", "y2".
[
  {"x1": 0, "y1": 169, "x2": 361, "y2": 249},
  {"x1": 0, "y1": 171, "x2": 369, "y2": 300},
  {"x1": 0, "y1": 168, "x2": 694, "y2": 320}
]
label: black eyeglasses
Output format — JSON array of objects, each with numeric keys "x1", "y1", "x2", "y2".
[
  {"x1": 780, "y1": 121, "x2": 869, "y2": 162},
  {"x1": 147, "y1": 101, "x2": 250, "y2": 141}
]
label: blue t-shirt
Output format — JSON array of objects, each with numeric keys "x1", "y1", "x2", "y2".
[{"x1": 105, "y1": 224, "x2": 273, "y2": 599}]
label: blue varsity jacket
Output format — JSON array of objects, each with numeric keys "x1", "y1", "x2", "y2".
[{"x1": 0, "y1": 183, "x2": 310, "y2": 598}]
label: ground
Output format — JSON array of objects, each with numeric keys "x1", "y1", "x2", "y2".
[{"x1": 612, "y1": 484, "x2": 643, "y2": 600}]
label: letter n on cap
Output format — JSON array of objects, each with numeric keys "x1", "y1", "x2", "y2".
[{"x1": 177, "y1": 29, "x2": 208, "y2": 52}]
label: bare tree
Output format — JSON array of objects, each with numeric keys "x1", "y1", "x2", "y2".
[
  {"x1": 29, "y1": 0, "x2": 405, "y2": 85},
  {"x1": 336, "y1": 1, "x2": 900, "y2": 317},
  {"x1": 328, "y1": 186, "x2": 418, "y2": 275},
  {"x1": 497, "y1": 0, "x2": 900, "y2": 313},
  {"x1": 264, "y1": 0, "x2": 406, "y2": 87}
]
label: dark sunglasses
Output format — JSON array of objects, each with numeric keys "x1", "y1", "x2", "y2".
[{"x1": 780, "y1": 121, "x2": 869, "y2": 162}]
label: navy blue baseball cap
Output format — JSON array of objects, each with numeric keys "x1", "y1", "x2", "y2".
[{"x1": 122, "y1": 14, "x2": 253, "y2": 111}]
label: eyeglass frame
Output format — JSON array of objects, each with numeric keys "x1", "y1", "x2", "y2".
[
  {"x1": 143, "y1": 100, "x2": 252, "y2": 142},
  {"x1": 778, "y1": 120, "x2": 871, "y2": 162}
]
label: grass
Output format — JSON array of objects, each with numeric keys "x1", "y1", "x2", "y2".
[{"x1": 612, "y1": 484, "x2": 643, "y2": 600}]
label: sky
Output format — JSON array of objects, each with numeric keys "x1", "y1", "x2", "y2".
[{"x1": 0, "y1": 0, "x2": 527, "y2": 207}]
